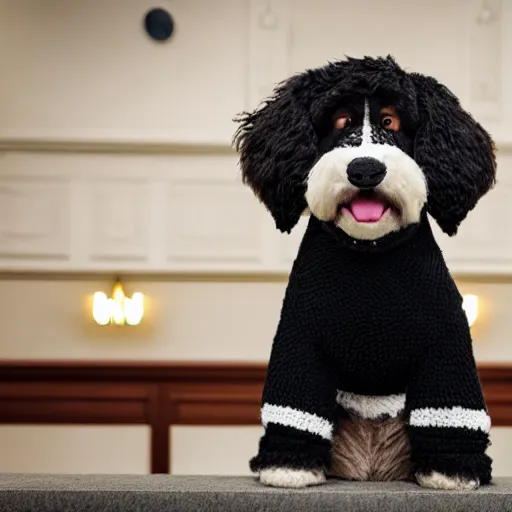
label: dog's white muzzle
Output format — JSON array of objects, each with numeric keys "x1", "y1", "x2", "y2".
[{"x1": 305, "y1": 144, "x2": 427, "y2": 241}]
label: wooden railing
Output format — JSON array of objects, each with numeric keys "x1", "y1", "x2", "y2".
[{"x1": 0, "y1": 361, "x2": 511, "y2": 473}]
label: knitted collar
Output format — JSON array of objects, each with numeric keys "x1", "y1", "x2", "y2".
[{"x1": 316, "y1": 207, "x2": 430, "y2": 253}]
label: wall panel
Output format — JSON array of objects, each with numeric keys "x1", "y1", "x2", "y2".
[
  {"x1": 0, "y1": 0, "x2": 248, "y2": 144},
  {"x1": 0, "y1": 425, "x2": 150, "y2": 474},
  {"x1": 0, "y1": 0, "x2": 511, "y2": 275}
]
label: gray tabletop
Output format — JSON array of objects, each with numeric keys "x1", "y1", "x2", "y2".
[{"x1": 1, "y1": 473, "x2": 512, "y2": 512}]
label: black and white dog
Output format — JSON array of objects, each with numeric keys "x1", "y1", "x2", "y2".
[{"x1": 234, "y1": 56, "x2": 496, "y2": 490}]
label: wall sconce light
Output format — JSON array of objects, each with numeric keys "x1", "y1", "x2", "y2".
[
  {"x1": 93, "y1": 280, "x2": 144, "y2": 326},
  {"x1": 462, "y1": 294, "x2": 479, "y2": 328}
]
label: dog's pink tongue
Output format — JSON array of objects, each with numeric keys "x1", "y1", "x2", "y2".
[{"x1": 350, "y1": 197, "x2": 387, "y2": 222}]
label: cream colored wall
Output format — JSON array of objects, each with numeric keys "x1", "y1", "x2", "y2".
[
  {"x1": 0, "y1": 278, "x2": 511, "y2": 362},
  {"x1": 1, "y1": 424, "x2": 511, "y2": 476},
  {"x1": 0, "y1": 426, "x2": 150, "y2": 474},
  {"x1": 0, "y1": 279, "x2": 282, "y2": 361}
]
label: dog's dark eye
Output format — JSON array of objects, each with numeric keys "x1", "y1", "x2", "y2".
[
  {"x1": 380, "y1": 112, "x2": 400, "y2": 131},
  {"x1": 334, "y1": 115, "x2": 352, "y2": 130}
]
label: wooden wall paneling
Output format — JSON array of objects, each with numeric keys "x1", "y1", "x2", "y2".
[
  {"x1": 150, "y1": 383, "x2": 171, "y2": 474},
  {"x1": 0, "y1": 382, "x2": 154, "y2": 424},
  {"x1": 167, "y1": 381, "x2": 263, "y2": 426},
  {"x1": 478, "y1": 363, "x2": 512, "y2": 426},
  {"x1": 0, "y1": 361, "x2": 510, "y2": 474}
]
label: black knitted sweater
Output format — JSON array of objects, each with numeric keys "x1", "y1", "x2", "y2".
[{"x1": 250, "y1": 211, "x2": 491, "y2": 483}]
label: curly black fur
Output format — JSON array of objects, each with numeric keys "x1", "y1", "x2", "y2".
[
  {"x1": 409, "y1": 73, "x2": 497, "y2": 235},
  {"x1": 233, "y1": 55, "x2": 496, "y2": 235},
  {"x1": 233, "y1": 75, "x2": 318, "y2": 233}
]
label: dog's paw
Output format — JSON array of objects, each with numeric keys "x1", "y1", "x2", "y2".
[
  {"x1": 259, "y1": 467, "x2": 326, "y2": 488},
  {"x1": 416, "y1": 470, "x2": 480, "y2": 491}
]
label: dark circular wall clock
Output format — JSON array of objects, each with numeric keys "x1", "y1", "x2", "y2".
[{"x1": 144, "y1": 8, "x2": 174, "y2": 41}]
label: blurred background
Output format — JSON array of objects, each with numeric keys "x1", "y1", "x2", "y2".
[{"x1": 0, "y1": 0, "x2": 511, "y2": 476}]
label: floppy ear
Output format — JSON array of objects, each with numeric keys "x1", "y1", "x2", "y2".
[
  {"x1": 410, "y1": 73, "x2": 497, "y2": 236},
  {"x1": 233, "y1": 75, "x2": 318, "y2": 233}
]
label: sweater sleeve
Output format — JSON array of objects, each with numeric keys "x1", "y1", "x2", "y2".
[
  {"x1": 405, "y1": 292, "x2": 492, "y2": 484},
  {"x1": 250, "y1": 273, "x2": 337, "y2": 474}
]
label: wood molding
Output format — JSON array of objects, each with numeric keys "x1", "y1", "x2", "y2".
[
  {"x1": 0, "y1": 137, "x2": 234, "y2": 155},
  {"x1": 0, "y1": 360, "x2": 267, "y2": 383},
  {"x1": 0, "y1": 361, "x2": 511, "y2": 473},
  {"x1": 476, "y1": 364, "x2": 512, "y2": 426},
  {"x1": 4, "y1": 270, "x2": 512, "y2": 284},
  {"x1": 0, "y1": 361, "x2": 265, "y2": 473},
  {"x1": 0, "y1": 136, "x2": 511, "y2": 154}
]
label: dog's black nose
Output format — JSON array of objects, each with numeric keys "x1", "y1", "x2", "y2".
[{"x1": 346, "y1": 157, "x2": 386, "y2": 189}]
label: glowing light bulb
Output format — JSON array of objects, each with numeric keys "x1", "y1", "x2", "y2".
[
  {"x1": 92, "y1": 282, "x2": 144, "y2": 326},
  {"x1": 112, "y1": 282, "x2": 125, "y2": 303},
  {"x1": 111, "y1": 298, "x2": 125, "y2": 326},
  {"x1": 462, "y1": 294, "x2": 478, "y2": 328},
  {"x1": 92, "y1": 292, "x2": 111, "y2": 326},
  {"x1": 125, "y1": 293, "x2": 144, "y2": 326}
]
